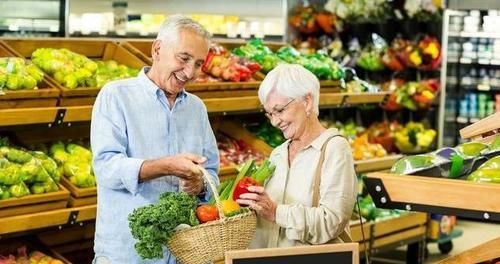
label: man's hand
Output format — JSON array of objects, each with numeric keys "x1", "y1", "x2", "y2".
[
  {"x1": 164, "y1": 153, "x2": 206, "y2": 180},
  {"x1": 139, "y1": 153, "x2": 207, "y2": 194}
]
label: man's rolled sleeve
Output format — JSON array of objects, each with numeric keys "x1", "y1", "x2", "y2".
[{"x1": 119, "y1": 157, "x2": 145, "y2": 195}]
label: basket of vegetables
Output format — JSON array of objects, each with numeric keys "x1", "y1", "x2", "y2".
[
  {"x1": 129, "y1": 159, "x2": 275, "y2": 264},
  {"x1": 167, "y1": 167, "x2": 256, "y2": 264}
]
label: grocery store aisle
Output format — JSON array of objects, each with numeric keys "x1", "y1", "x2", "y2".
[{"x1": 425, "y1": 220, "x2": 500, "y2": 263}]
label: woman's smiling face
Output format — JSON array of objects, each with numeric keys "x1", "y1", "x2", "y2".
[{"x1": 264, "y1": 91, "x2": 310, "y2": 140}]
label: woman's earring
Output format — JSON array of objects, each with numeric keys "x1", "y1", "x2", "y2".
[{"x1": 306, "y1": 111, "x2": 311, "y2": 117}]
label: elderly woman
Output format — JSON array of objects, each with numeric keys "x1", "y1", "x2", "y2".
[{"x1": 236, "y1": 64, "x2": 357, "y2": 248}]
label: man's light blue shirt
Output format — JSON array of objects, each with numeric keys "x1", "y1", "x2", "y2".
[{"x1": 90, "y1": 67, "x2": 219, "y2": 264}]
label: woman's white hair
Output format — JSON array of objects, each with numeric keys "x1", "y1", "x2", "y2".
[
  {"x1": 156, "y1": 14, "x2": 211, "y2": 46},
  {"x1": 258, "y1": 63, "x2": 320, "y2": 115}
]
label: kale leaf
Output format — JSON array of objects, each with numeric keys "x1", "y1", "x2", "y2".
[{"x1": 128, "y1": 192, "x2": 199, "y2": 259}]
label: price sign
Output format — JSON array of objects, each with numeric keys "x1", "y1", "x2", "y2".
[{"x1": 225, "y1": 243, "x2": 359, "y2": 264}]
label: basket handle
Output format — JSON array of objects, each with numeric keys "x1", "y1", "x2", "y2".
[{"x1": 198, "y1": 165, "x2": 227, "y2": 221}]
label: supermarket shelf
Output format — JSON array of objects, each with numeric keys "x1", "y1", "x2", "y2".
[
  {"x1": 350, "y1": 212, "x2": 427, "y2": 255},
  {"x1": 354, "y1": 155, "x2": 403, "y2": 173},
  {"x1": 219, "y1": 153, "x2": 401, "y2": 177},
  {"x1": 0, "y1": 204, "x2": 96, "y2": 235},
  {"x1": 449, "y1": 57, "x2": 500, "y2": 66},
  {"x1": 0, "y1": 92, "x2": 391, "y2": 126},
  {"x1": 320, "y1": 92, "x2": 390, "y2": 108},
  {"x1": 364, "y1": 172, "x2": 500, "y2": 222},
  {"x1": 0, "y1": 107, "x2": 59, "y2": 126},
  {"x1": 449, "y1": 31, "x2": 500, "y2": 39}
]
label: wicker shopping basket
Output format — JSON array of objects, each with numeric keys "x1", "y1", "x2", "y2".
[{"x1": 167, "y1": 167, "x2": 257, "y2": 264}]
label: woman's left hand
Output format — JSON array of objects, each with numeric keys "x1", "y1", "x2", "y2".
[{"x1": 236, "y1": 185, "x2": 277, "y2": 222}]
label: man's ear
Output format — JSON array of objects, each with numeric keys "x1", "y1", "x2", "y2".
[{"x1": 151, "y1": 39, "x2": 162, "y2": 61}]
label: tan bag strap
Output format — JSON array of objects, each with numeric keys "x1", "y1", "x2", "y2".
[{"x1": 312, "y1": 134, "x2": 353, "y2": 243}]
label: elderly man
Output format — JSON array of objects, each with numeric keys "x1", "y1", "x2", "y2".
[{"x1": 90, "y1": 15, "x2": 219, "y2": 263}]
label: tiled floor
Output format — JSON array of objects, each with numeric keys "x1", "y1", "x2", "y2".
[
  {"x1": 369, "y1": 220, "x2": 500, "y2": 263},
  {"x1": 425, "y1": 220, "x2": 500, "y2": 263}
]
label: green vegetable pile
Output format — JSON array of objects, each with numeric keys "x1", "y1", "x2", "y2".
[
  {"x1": 49, "y1": 142, "x2": 95, "y2": 188},
  {"x1": 233, "y1": 39, "x2": 345, "y2": 80},
  {"x1": 31, "y1": 48, "x2": 140, "y2": 89},
  {"x1": 354, "y1": 195, "x2": 403, "y2": 222},
  {"x1": 276, "y1": 46, "x2": 344, "y2": 80},
  {"x1": 248, "y1": 121, "x2": 285, "y2": 148},
  {"x1": 0, "y1": 138, "x2": 61, "y2": 199},
  {"x1": 232, "y1": 39, "x2": 281, "y2": 73},
  {"x1": 128, "y1": 192, "x2": 199, "y2": 259},
  {"x1": 0, "y1": 57, "x2": 44, "y2": 91}
]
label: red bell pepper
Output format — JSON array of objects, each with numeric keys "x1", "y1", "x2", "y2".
[{"x1": 232, "y1": 176, "x2": 260, "y2": 201}]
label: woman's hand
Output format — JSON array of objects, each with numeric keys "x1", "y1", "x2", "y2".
[{"x1": 236, "y1": 185, "x2": 277, "y2": 222}]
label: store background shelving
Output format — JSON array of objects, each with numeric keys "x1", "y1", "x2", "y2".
[
  {"x1": 439, "y1": 1, "x2": 500, "y2": 147},
  {"x1": 0, "y1": 1, "x2": 444, "y2": 262}
]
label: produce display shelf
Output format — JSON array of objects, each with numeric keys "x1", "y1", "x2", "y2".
[
  {"x1": 219, "y1": 155, "x2": 403, "y2": 177},
  {"x1": 2, "y1": 38, "x2": 147, "y2": 106},
  {"x1": 0, "y1": 204, "x2": 96, "y2": 235},
  {"x1": 60, "y1": 177, "x2": 97, "y2": 207},
  {"x1": 364, "y1": 172, "x2": 500, "y2": 222},
  {"x1": 0, "y1": 91, "x2": 391, "y2": 126},
  {"x1": 354, "y1": 155, "x2": 403, "y2": 173},
  {"x1": 319, "y1": 92, "x2": 390, "y2": 108},
  {"x1": 0, "y1": 106, "x2": 93, "y2": 126},
  {"x1": 0, "y1": 107, "x2": 60, "y2": 126},
  {"x1": 0, "y1": 184, "x2": 70, "y2": 218},
  {"x1": 0, "y1": 41, "x2": 60, "y2": 109},
  {"x1": 350, "y1": 212, "x2": 427, "y2": 254}
]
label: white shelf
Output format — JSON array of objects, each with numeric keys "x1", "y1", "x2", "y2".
[{"x1": 457, "y1": 31, "x2": 500, "y2": 39}]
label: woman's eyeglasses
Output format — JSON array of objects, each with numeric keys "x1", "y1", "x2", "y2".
[{"x1": 264, "y1": 99, "x2": 295, "y2": 120}]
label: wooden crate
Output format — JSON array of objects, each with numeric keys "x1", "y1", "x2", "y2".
[
  {"x1": 120, "y1": 40, "x2": 264, "y2": 94},
  {"x1": 0, "y1": 184, "x2": 70, "y2": 218},
  {"x1": 365, "y1": 172, "x2": 500, "y2": 221},
  {"x1": 0, "y1": 41, "x2": 60, "y2": 109},
  {"x1": 350, "y1": 212, "x2": 427, "y2": 253},
  {"x1": 60, "y1": 177, "x2": 97, "y2": 207},
  {"x1": 2, "y1": 38, "x2": 147, "y2": 106}
]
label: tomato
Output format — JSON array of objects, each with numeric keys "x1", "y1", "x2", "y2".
[{"x1": 196, "y1": 204, "x2": 219, "y2": 223}]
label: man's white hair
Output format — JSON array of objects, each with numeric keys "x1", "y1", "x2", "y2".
[
  {"x1": 258, "y1": 64, "x2": 320, "y2": 115},
  {"x1": 156, "y1": 14, "x2": 211, "y2": 45}
]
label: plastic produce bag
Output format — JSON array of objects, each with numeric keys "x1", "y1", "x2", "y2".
[
  {"x1": 356, "y1": 34, "x2": 386, "y2": 71},
  {"x1": 9, "y1": 181, "x2": 30, "y2": 198},
  {"x1": 391, "y1": 154, "x2": 444, "y2": 175},
  {"x1": 0, "y1": 163, "x2": 22, "y2": 185},
  {"x1": 455, "y1": 142, "x2": 489, "y2": 159},
  {"x1": 467, "y1": 155, "x2": 500, "y2": 183}
]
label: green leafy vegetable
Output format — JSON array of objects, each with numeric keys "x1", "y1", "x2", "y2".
[{"x1": 128, "y1": 192, "x2": 199, "y2": 259}]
